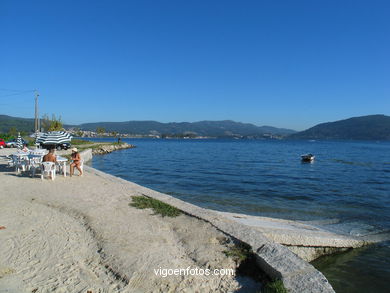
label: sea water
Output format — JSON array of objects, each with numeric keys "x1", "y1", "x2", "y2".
[{"x1": 88, "y1": 138, "x2": 390, "y2": 292}]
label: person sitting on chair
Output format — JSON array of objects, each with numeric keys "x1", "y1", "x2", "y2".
[
  {"x1": 42, "y1": 148, "x2": 57, "y2": 163},
  {"x1": 22, "y1": 144, "x2": 30, "y2": 152},
  {"x1": 70, "y1": 148, "x2": 83, "y2": 177},
  {"x1": 42, "y1": 149, "x2": 57, "y2": 179}
]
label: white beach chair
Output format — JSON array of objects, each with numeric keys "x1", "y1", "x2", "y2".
[
  {"x1": 71, "y1": 158, "x2": 84, "y2": 176},
  {"x1": 80, "y1": 159, "x2": 84, "y2": 174},
  {"x1": 30, "y1": 155, "x2": 43, "y2": 177},
  {"x1": 6, "y1": 155, "x2": 14, "y2": 168},
  {"x1": 41, "y1": 162, "x2": 56, "y2": 180},
  {"x1": 14, "y1": 155, "x2": 28, "y2": 173}
]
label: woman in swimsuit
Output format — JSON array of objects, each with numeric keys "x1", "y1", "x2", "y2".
[{"x1": 70, "y1": 147, "x2": 83, "y2": 176}]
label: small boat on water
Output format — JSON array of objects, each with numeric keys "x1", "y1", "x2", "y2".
[{"x1": 301, "y1": 153, "x2": 315, "y2": 162}]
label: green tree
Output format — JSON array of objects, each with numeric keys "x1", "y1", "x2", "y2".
[
  {"x1": 41, "y1": 114, "x2": 63, "y2": 131},
  {"x1": 96, "y1": 127, "x2": 106, "y2": 135},
  {"x1": 8, "y1": 127, "x2": 17, "y2": 137},
  {"x1": 0, "y1": 133, "x2": 13, "y2": 141},
  {"x1": 72, "y1": 127, "x2": 83, "y2": 137},
  {"x1": 41, "y1": 114, "x2": 50, "y2": 131}
]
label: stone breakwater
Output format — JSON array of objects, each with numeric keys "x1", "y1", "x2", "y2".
[{"x1": 92, "y1": 143, "x2": 135, "y2": 155}]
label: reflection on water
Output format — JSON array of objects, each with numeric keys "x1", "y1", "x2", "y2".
[
  {"x1": 332, "y1": 159, "x2": 373, "y2": 167},
  {"x1": 312, "y1": 242, "x2": 390, "y2": 293}
]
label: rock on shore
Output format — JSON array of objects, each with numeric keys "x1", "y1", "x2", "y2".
[{"x1": 92, "y1": 143, "x2": 135, "y2": 155}]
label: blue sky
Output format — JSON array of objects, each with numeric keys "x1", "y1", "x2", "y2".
[{"x1": 0, "y1": 0, "x2": 389, "y2": 130}]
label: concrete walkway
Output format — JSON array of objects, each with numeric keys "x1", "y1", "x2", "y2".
[{"x1": 217, "y1": 212, "x2": 369, "y2": 262}]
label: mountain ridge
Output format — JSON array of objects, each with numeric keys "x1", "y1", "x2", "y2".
[
  {"x1": 0, "y1": 115, "x2": 295, "y2": 137},
  {"x1": 289, "y1": 114, "x2": 390, "y2": 140},
  {"x1": 2, "y1": 114, "x2": 389, "y2": 140},
  {"x1": 77, "y1": 119, "x2": 296, "y2": 137}
]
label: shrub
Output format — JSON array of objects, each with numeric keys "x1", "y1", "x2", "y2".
[
  {"x1": 262, "y1": 280, "x2": 288, "y2": 293},
  {"x1": 72, "y1": 139, "x2": 92, "y2": 145},
  {"x1": 129, "y1": 196, "x2": 181, "y2": 217}
]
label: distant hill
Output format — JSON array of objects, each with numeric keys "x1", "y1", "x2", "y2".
[
  {"x1": 289, "y1": 115, "x2": 390, "y2": 140},
  {"x1": 78, "y1": 120, "x2": 296, "y2": 137},
  {"x1": 0, "y1": 114, "x2": 74, "y2": 133},
  {"x1": 0, "y1": 115, "x2": 35, "y2": 133},
  {"x1": 0, "y1": 115, "x2": 296, "y2": 137},
  {"x1": 3, "y1": 114, "x2": 390, "y2": 140}
]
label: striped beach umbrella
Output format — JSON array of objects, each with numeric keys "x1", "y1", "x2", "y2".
[
  {"x1": 36, "y1": 131, "x2": 72, "y2": 145},
  {"x1": 33, "y1": 132, "x2": 44, "y2": 139},
  {"x1": 16, "y1": 133, "x2": 23, "y2": 149}
]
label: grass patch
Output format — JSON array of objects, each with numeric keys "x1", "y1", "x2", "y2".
[
  {"x1": 87, "y1": 144, "x2": 102, "y2": 150},
  {"x1": 71, "y1": 142, "x2": 125, "y2": 155},
  {"x1": 72, "y1": 139, "x2": 93, "y2": 145},
  {"x1": 113, "y1": 141, "x2": 126, "y2": 145},
  {"x1": 262, "y1": 280, "x2": 288, "y2": 293},
  {"x1": 76, "y1": 144, "x2": 105, "y2": 152},
  {"x1": 224, "y1": 242, "x2": 252, "y2": 263},
  {"x1": 129, "y1": 196, "x2": 181, "y2": 217}
]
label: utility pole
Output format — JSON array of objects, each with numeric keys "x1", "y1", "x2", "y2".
[{"x1": 34, "y1": 90, "x2": 39, "y2": 133}]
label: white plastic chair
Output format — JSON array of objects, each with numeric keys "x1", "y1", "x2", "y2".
[
  {"x1": 71, "y1": 159, "x2": 84, "y2": 176},
  {"x1": 30, "y1": 155, "x2": 43, "y2": 177},
  {"x1": 80, "y1": 159, "x2": 84, "y2": 174},
  {"x1": 41, "y1": 162, "x2": 56, "y2": 180},
  {"x1": 6, "y1": 155, "x2": 14, "y2": 168},
  {"x1": 14, "y1": 155, "x2": 28, "y2": 173}
]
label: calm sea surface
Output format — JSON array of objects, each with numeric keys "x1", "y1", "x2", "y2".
[{"x1": 88, "y1": 138, "x2": 390, "y2": 293}]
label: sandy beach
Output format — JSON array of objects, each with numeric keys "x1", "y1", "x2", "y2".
[{"x1": 0, "y1": 148, "x2": 241, "y2": 292}]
